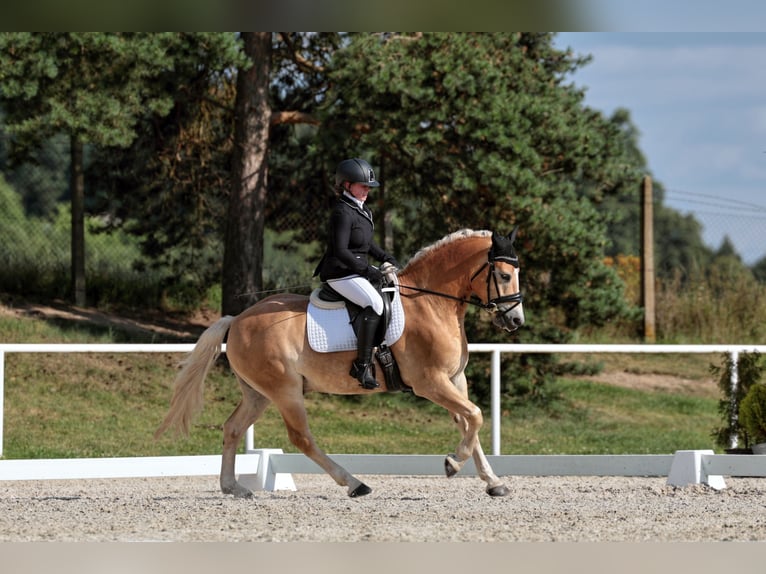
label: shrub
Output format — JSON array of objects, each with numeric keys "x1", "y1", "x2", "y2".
[
  {"x1": 739, "y1": 383, "x2": 766, "y2": 447},
  {"x1": 657, "y1": 266, "x2": 766, "y2": 343},
  {"x1": 710, "y1": 351, "x2": 763, "y2": 449}
]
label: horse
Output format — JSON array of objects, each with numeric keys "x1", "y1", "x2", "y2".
[{"x1": 155, "y1": 227, "x2": 525, "y2": 498}]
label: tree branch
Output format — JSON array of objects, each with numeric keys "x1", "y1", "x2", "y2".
[
  {"x1": 278, "y1": 32, "x2": 324, "y2": 74},
  {"x1": 270, "y1": 110, "x2": 320, "y2": 126}
]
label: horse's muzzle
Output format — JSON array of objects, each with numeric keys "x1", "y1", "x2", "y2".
[{"x1": 493, "y1": 304, "x2": 525, "y2": 332}]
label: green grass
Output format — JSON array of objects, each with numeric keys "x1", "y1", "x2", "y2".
[
  {"x1": 0, "y1": 306, "x2": 723, "y2": 459},
  {"x1": 508, "y1": 379, "x2": 719, "y2": 454}
]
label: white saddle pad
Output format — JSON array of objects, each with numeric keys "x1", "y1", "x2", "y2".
[{"x1": 307, "y1": 287, "x2": 405, "y2": 353}]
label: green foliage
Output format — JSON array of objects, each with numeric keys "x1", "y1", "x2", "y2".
[
  {"x1": 0, "y1": 178, "x2": 166, "y2": 308},
  {"x1": 320, "y1": 33, "x2": 638, "y2": 334},
  {"x1": 0, "y1": 33, "x2": 247, "y2": 306},
  {"x1": 85, "y1": 33, "x2": 245, "y2": 287},
  {"x1": 263, "y1": 228, "x2": 322, "y2": 295},
  {"x1": 739, "y1": 383, "x2": 766, "y2": 446},
  {"x1": 2, "y1": 32, "x2": 764, "y2": 361},
  {"x1": 599, "y1": 109, "x2": 715, "y2": 280},
  {"x1": 0, "y1": 129, "x2": 69, "y2": 218},
  {"x1": 0, "y1": 179, "x2": 69, "y2": 297},
  {"x1": 710, "y1": 351, "x2": 764, "y2": 449},
  {"x1": 657, "y1": 262, "x2": 766, "y2": 343},
  {"x1": 0, "y1": 33, "x2": 180, "y2": 149},
  {"x1": 752, "y1": 254, "x2": 766, "y2": 283}
]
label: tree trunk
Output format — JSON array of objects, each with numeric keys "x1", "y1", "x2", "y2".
[
  {"x1": 222, "y1": 33, "x2": 272, "y2": 317},
  {"x1": 70, "y1": 134, "x2": 86, "y2": 307}
]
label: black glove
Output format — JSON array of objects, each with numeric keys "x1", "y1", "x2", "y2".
[{"x1": 365, "y1": 265, "x2": 384, "y2": 288}]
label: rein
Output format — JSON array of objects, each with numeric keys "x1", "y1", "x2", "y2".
[{"x1": 397, "y1": 256, "x2": 523, "y2": 314}]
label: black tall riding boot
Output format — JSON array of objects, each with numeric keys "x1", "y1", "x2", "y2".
[{"x1": 350, "y1": 306, "x2": 381, "y2": 389}]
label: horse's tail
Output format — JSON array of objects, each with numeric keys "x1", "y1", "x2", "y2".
[{"x1": 154, "y1": 315, "x2": 236, "y2": 439}]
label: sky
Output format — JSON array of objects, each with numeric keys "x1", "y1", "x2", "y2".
[{"x1": 553, "y1": 31, "x2": 766, "y2": 264}]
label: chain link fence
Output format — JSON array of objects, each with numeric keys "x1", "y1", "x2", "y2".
[
  {"x1": 665, "y1": 188, "x2": 766, "y2": 267},
  {"x1": 3, "y1": 154, "x2": 764, "y2": 310}
]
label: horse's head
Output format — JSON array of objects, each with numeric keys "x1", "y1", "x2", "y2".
[{"x1": 472, "y1": 227, "x2": 525, "y2": 332}]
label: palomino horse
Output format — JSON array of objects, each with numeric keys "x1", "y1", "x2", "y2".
[{"x1": 156, "y1": 228, "x2": 524, "y2": 498}]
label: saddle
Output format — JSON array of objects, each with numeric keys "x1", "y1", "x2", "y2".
[{"x1": 308, "y1": 279, "x2": 410, "y2": 393}]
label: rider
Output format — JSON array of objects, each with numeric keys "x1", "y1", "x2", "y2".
[{"x1": 314, "y1": 158, "x2": 399, "y2": 389}]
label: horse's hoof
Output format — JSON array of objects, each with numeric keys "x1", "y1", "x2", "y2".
[
  {"x1": 222, "y1": 484, "x2": 254, "y2": 499},
  {"x1": 349, "y1": 483, "x2": 372, "y2": 498},
  {"x1": 486, "y1": 484, "x2": 510, "y2": 497},
  {"x1": 444, "y1": 454, "x2": 460, "y2": 478}
]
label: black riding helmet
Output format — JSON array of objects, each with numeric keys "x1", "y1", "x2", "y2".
[{"x1": 335, "y1": 158, "x2": 380, "y2": 188}]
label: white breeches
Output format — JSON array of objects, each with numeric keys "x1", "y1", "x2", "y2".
[{"x1": 326, "y1": 275, "x2": 384, "y2": 315}]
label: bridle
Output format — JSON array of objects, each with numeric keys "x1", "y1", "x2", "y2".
[{"x1": 397, "y1": 249, "x2": 523, "y2": 316}]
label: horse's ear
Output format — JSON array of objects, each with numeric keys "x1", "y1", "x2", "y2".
[{"x1": 508, "y1": 225, "x2": 519, "y2": 244}]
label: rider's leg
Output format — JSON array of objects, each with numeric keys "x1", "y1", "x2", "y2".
[
  {"x1": 327, "y1": 275, "x2": 384, "y2": 389},
  {"x1": 349, "y1": 306, "x2": 381, "y2": 389}
]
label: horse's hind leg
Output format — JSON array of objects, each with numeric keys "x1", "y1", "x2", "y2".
[
  {"x1": 277, "y1": 395, "x2": 372, "y2": 498},
  {"x1": 220, "y1": 377, "x2": 272, "y2": 498}
]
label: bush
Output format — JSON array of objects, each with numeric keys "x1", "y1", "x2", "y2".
[
  {"x1": 739, "y1": 384, "x2": 766, "y2": 447},
  {"x1": 657, "y1": 266, "x2": 766, "y2": 343},
  {"x1": 710, "y1": 351, "x2": 764, "y2": 449}
]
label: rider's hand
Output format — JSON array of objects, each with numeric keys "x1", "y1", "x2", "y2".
[
  {"x1": 383, "y1": 256, "x2": 400, "y2": 270},
  {"x1": 365, "y1": 265, "x2": 384, "y2": 286},
  {"x1": 380, "y1": 261, "x2": 399, "y2": 282}
]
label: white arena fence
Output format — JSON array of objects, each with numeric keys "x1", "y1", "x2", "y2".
[{"x1": 1, "y1": 343, "x2": 766, "y2": 490}]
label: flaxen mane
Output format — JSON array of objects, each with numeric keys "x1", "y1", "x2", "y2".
[{"x1": 403, "y1": 229, "x2": 491, "y2": 270}]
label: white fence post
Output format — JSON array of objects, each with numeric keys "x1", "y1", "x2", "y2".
[
  {"x1": 491, "y1": 349, "x2": 501, "y2": 456},
  {"x1": 245, "y1": 425, "x2": 255, "y2": 452}
]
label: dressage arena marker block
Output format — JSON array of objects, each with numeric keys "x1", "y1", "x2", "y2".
[
  {"x1": 666, "y1": 450, "x2": 726, "y2": 490},
  {"x1": 238, "y1": 448, "x2": 297, "y2": 492}
]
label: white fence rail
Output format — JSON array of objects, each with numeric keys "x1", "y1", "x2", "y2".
[
  {"x1": 1, "y1": 343, "x2": 766, "y2": 488},
  {"x1": 2, "y1": 342, "x2": 766, "y2": 458},
  {"x1": 468, "y1": 343, "x2": 766, "y2": 454}
]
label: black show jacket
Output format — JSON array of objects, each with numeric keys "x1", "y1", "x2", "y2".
[{"x1": 316, "y1": 193, "x2": 393, "y2": 281}]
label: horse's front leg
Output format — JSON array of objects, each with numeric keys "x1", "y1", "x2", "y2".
[
  {"x1": 450, "y1": 412, "x2": 509, "y2": 496},
  {"x1": 443, "y1": 402, "x2": 483, "y2": 477},
  {"x1": 416, "y1": 371, "x2": 484, "y2": 472},
  {"x1": 470, "y1": 440, "x2": 510, "y2": 496},
  {"x1": 447, "y1": 372, "x2": 510, "y2": 497}
]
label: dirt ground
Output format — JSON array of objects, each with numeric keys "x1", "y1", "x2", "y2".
[
  {"x1": 1, "y1": 473, "x2": 765, "y2": 542},
  {"x1": 0, "y1": 298, "x2": 214, "y2": 342}
]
